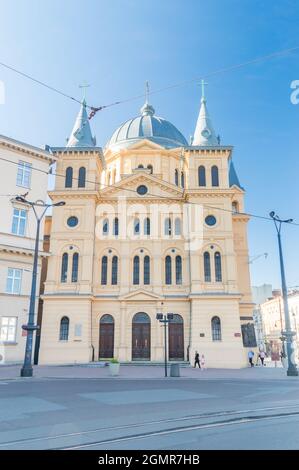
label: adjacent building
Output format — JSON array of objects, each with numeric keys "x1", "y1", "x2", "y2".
[
  {"x1": 0, "y1": 135, "x2": 54, "y2": 363},
  {"x1": 39, "y1": 88, "x2": 256, "y2": 368}
]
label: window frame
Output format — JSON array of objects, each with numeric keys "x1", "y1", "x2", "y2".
[
  {"x1": 16, "y1": 161, "x2": 32, "y2": 188},
  {"x1": 0, "y1": 316, "x2": 17, "y2": 343},
  {"x1": 6, "y1": 268, "x2": 22, "y2": 294},
  {"x1": 11, "y1": 208, "x2": 27, "y2": 236}
]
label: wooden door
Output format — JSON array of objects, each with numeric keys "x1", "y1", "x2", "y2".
[
  {"x1": 169, "y1": 321, "x2": 184, "y2": 361},
  {"x1": 132, "y1": 324, "x2": 150, "y2": 360},
  {"x1": 99, "y1": 323, "x2": 114, "y2": 359}
]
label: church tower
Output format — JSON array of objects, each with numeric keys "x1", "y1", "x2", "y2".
[{"x1": 39, "y1": 100, "x2": 104, "y2": 364}]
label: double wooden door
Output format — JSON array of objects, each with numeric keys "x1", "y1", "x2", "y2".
[
  {"x1": 168, "y1": 322, "x2": 184, "y2": 361},
  {"x1": 132, "y1": 323, "x2": 151, "y2": 360}
]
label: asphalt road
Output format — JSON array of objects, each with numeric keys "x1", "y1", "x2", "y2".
[{"x1": 0, "y1": 376, "x2": 299, "y2": 450}]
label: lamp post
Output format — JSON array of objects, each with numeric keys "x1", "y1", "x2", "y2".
[
  {"x1": 269, "y1": 211, "x2": 298, "y2": 376},
  {"x1": 156, "y1": 313, "x2": 173, "y2": 377},
  {"x1": 15, "y1": 196, "x2": 65, "y2": 378}
]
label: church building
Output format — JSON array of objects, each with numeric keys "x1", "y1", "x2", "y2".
[{"x1": 39, "y1": 86, "x2": 256, "y2": 368}]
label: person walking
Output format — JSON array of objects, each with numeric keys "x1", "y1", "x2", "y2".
[
  {"x1": 194, "y1": 351, "x2": 200, "y2": 368},
  {"x1": 248, "y1": 349, "x2": 255, "y2": 367},
  {"x1": 200, "y1": 354, "x2": 206, "y2": 370},
  {"x1": 259, "y1": 350, "x2": 266, "y2": 366}
]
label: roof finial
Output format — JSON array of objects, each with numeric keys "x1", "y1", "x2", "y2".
[
  {"x1": 79, "y1": 81, "x2": 90, "y2": 102},
  {"x1": 140, "y1": 81, "x2": 155, "y2": 116},
  {"x1": 201, "y1": 79, "x2": 208, "y2": 101}
]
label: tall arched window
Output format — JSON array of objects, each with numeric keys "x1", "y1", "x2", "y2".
[
  {"x1": 101, "y1": 256, "x2": 108, "y2": 285},
  {"x1": 175, "y1": 255, "x2": 182, "y2": 285},
  {"x1": 78, "y1": 167, "x2": 86, "y2": 188},
  {"x1": 113, "y1": 217, "x2": 119, "y2": 236},
  {"x1": 147, "y1": 164, "x2": 153, "y2": 174},
  {"x1": 134, "y1": 218, "x2": 140, "y2": 235},
  {"x1": 204, "y1": 252, "x2": 211, "y2": 282},
  {"x1": 232, "y1": 201, "x2": 239, "y2": 213},
  {"x1": 111, "y1": 256, "x2": 118, "y2": 285},
  {"x1": 133, "y1": 256, "x2": 140, "y2": 285},
  {"x1": 138, "y1": 164, "x2": 144, "y2": 169},
  {"x1": 71, "y1": 253, "x2": 79, "y2": 283},
  {"x1": 65, "y1": 167, "x2": 73, "y2": 188},
  {"x1": 165, "y1": 256, "x2": 172, "y2": 285},
  {"x1": 175, "y1": 169, "x2": 179, "y2": 186},
  {"x1": 144, "y1": 256, "x2": 150, "y2": 285},
  {"x1": 175, "y1": 218, "x2": 181, "y2": 236},
  {"x1": 59, "y1": 316, "x2": 69, "y2": 341},
  {"x1": 164, "y1": 217, "x2": 172, "y2": 236},
  {"x1": 181, "y1": 171, "x2": 185, "y2": 188},
  {"x1": 144, "y1": 217, "x2": 150, "y2": 235},
  {"x1": 61, "y1": 253, "x2": 68, "y2": 283},
  {"x1": 211, "y1": 165, "x2": 219, "y2": 187},
  {"x1": 198, "y1": 166, "x2": 206, "y2": 186},
  {"x1": 215, "y1": 252, "x2": 222, "y2": 282},
  {"x1": 211, "y1": 316, "x2": 222, "y2": 341},
  {"x1": 103, "y1": 218, "x2": 109, "y2": 236}
]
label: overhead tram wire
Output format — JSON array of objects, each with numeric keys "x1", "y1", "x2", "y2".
[
  {"x1": 1, "y1": 155, "x2": 299, "y2": 227},
  {"x1": 1, "y1": 45, "x2": 299, "y2": 119}
]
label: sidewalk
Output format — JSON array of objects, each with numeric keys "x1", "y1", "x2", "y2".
[{"x1": 0, "y1": 362, "x2": 295, "y2": 381}]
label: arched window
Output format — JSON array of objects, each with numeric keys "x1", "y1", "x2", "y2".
[
  {"x1": 133, "y1": 256, "x2": 140, "y2": 285},
  {"x1": 144, "y1": 256, "x2": 150, "y2": 285},
  {"x1": 101, "y1": 256, "x2": 108, "y2": 285},
  {"x1": 232, "y1": 201, "x2": 239, "y2": 213},
  {"x1": 181, "y1": 171, "x2": 185, "y2": 188},
  {"x1": 59, "y1": 317, "x2": 69, "y2": 341},
  {"x1": 78, "y1": 167, "x2": 86, "y2": 188},
  {"x1": 138, "y1": 164, "x2": 144, "y2": 169},
  {"x1": 71, "y1": 253, "x2": 79, "y2": 283},
  {"x1": 198, "y1": 166, "x2": 206, "y2": 186},
  {"x1": 165, "y1": 256, "x2": 172, "y2": 285},
  {"x1": 103, "y1": 218, "x2": 109, "y2": 236},
  {"x1": 211, "y1": 166, "x2": 219, "y2": 187},
  {"x1": 61, "y1": 253, "x2": 68, "y2": 283},
  {"x1": 211, "y1": 316, "x2": 222, "y2": 341},
  {"x1": 111, "y1": 256, "x2": 118, "y2": 285},
  {"x1": 204, "y1": 252, "x2": 211, "y2": 282},
  {"x1": 113, "y1": 217, "x2": 119, "y2": 236},
  {"x1": 147, "y1": 164, "x2": 153, "y2": 174},
  {"x1": 144, "y1": 217, "x2": 150, "y2": 235},
  {"x1": 164, "y1": 217, "x2": 172, "y2": 236},
  {"x1": 174, "y1": 218, "x2": 181, "y2": 236},
  {"x1": 175, "y1": 255, "x2": 182, "y2": 285},
  {"x1": 215, "y1": 252, "x2": 222, "y2": 282},
  {"x1": 65, "y1": 167, "x2": 73, "y2": 188},
  {"x1": 134, "y1": 218, "x2": 140, "y2": 235},
  {"x1": 175, "y1": 169, "x2": 179, "y2": 186}
]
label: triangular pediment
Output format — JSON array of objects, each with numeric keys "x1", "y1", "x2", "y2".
[
  {"x1": 120, "y1": 289, "x2": 163, "y2": 301},
  {"x1": 100, "y1": 172, "x2": 183, "y2": 199},
  {"x1": 127, "y1": 139, "x2": 165, "y2": 150}
]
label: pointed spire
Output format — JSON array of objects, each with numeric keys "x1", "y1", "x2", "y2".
[
  {"x1": 140, "y1": 81, "x2": 155, "y2": 116},
  {"x1": 192, "y1": 80, "x2": 218, "y2": 146},
  {"x1": 66, "y1": 98, "x2": 96, "y2": 148}
]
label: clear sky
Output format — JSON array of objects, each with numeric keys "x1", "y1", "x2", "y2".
[{"x1": 0, "y1": 0, "x2": 298, "y2": 289}]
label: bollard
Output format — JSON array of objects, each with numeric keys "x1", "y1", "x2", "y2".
[{"x1": 170, "y1": 363, "x2": 180, "y2": 377}]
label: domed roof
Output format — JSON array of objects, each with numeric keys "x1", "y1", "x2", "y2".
[{"x1": 106, "y1": 101, "x2": 188, "y2": 150}]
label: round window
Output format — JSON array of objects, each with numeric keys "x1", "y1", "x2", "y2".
[
  {"x1": 205, "y1": 215, "x2": 217, "y2": 227},
  {"x1": 137, "y1": 185, "x2": 148, "y2": 195},
  {"x1": 67, "y1": 216, "x2": 79, "y2": 228}
]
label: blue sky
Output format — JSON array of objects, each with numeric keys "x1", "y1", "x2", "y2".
[{"x1": 0, "y1": 0, "x2": 298, "y2": 289}]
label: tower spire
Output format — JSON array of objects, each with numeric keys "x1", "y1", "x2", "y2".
[
  {"x1": 66, "y1": 88, "x2": 96, "y2": 148},
  {"x1": 192, "y1": 80, "x2": 218, "y2": 146},
  {"x1": 140, "y1": 81, "x2": 155, "y2": 116}
]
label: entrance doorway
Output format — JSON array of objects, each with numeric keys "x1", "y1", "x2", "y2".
[
  {"x1": 99, "y1": 314, "x2": 114, "y2": 359},
  {"x1": 168, "y1": 314, "x2": 184, "y2": 361},
  {"x1": 132, "y1": 312, "x2": 151, "y2": 361}
]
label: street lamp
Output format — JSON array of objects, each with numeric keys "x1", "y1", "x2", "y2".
[
  {"x1": 15, "y1": 196, "x2": 65, "y2": 378},
  {"x1": 156, "y1": 313, "x2": 173, "y2": 377},
  {"x1": 269, "y1": 211, "x2": 298, "y2": 376}
]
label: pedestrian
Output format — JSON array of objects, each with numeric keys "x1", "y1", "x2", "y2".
[
  {"x1": 248, "y1": 349, "x2": 255, "y2": 367},
  {"x1": 259, "y1": 350, "x2": 266, "y2": 366},
  {"x1": 194, "y1": 351, "x2": 200, "y2": 368},
  {"x1": 200, "y1": 354, "x2": 206, "y2": 370}
]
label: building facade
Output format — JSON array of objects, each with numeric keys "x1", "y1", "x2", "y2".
[
  {"x1": 39, "y1": 91, "x2": 256, "y2": 368},
  {"x1": 0, "y1": 135, "x2": 54, "y2": 363}
]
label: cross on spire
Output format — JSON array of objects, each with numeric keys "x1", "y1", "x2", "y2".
[
  {"x1": 200, "y1": 79, "x2": 208, "y2": 100},
  {"x1": 79, "y1": 82, "x2": 90, "y2": 101},
  {"x1": 145, "y1": 81, "x2": 150, "y2": 103}
]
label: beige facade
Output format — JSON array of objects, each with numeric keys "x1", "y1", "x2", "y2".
[
  {"x1": 39, "y1": 98, "x2": 256, "y2": 368},
  {"x1": 0, "y1": 135, "x2": 54, "y2": 363}
]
